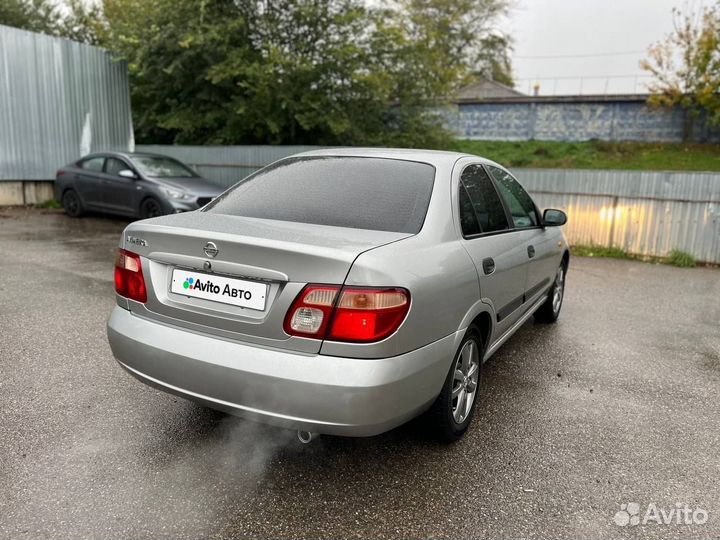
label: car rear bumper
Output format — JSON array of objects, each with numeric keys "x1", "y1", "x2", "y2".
[{"x1": 107, "y1": 306, "x2": 456, "y2": 436}]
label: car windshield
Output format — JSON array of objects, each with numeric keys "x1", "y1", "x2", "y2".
[
  {"x1": 131, "y1": 156, "x2": 197, "y2": 178},
  {"x1": 205, "y1": 156, "x2": 436, "y2": 233}
]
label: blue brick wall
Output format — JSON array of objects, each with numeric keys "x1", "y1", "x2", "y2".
[{"x1": 449, "y1": 100, "x2": 719, "y2": 143}]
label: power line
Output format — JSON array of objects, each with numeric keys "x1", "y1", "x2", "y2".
[{"x1": 515, "y1": 50, "x2": 646, "y2": 60}]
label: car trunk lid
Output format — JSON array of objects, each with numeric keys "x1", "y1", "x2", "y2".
[{"x1": 120, "y1": 212, "x2": 410, "y2": 353}]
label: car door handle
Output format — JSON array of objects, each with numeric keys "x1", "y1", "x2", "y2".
[
  {"x1": 527, "y1": 245, "x2": 536, "y2": 258},
  {"x1": 482, "y1": 257, "x2": 495, "y2": 275}
]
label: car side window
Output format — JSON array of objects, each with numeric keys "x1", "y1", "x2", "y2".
[
  {"x1": 105, "y1": 158, "x2": 129, "y2": 176},
  {"x1": 459, "y1": 185, "x2": 481, "y2": 236},
  {"x1": 488, "y1": 166, "x2": 538, "y2": 228},
  {"x1": 459, "y1": 164, "x2": 509, "y2": 236},
  {"x1": 80, "y1": 156, "x2": 105, "y2": 172}
]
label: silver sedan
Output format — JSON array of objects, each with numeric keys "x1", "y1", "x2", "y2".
[{"x1": 107, "y1": 148, "x2": 568, "y2": 442}]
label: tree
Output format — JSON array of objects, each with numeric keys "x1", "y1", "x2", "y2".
[
  {"x1": 388, "y1": 0, "x2": 513, "y2": 90},
  {"x1": 58, "y1": 0, "x2": 105, "y2": 45},
  {"x1": 0, "y1": 0, "x2": 61, "y2": 35},
  {"x1": 102, "y1": 0, "x2": 255, "y2": 144},
  {"x1": 477, "y1": 33, "x2": 514, "y2": 87},
  {"x1": 210, "y1": 0, "x2": 397, "y2": 145},
  {"x1": 641, "y1": 4, "x2": 720, "y2": 140},
  {"x1": 0, "y1": 0, "x2": 104, "y2": 44},
  {"x1": 21, "y1": 0, "x2": 511, "y2": 146}
]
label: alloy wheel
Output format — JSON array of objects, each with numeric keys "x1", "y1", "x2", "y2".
[
  {"x1": 63, "y1": 192, "x2": 79, "y2": 216},
  {"x1": 552, "y1": 266, "x2": 565, "y2": 315},
  {"x1": 451, "y1": 338, "x2": 480, "y2": 424}
]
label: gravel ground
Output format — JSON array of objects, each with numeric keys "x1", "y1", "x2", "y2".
[{"x1": 1, "y1": 207, "x2": 719, "y2": 539}]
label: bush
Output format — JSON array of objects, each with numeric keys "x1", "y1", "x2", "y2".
[{"x1": 666, "y1": 249, "x2": 696, "y2": 267}]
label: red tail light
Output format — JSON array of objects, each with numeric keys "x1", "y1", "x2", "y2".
[
  {"x1": 56, "y1": 170, "x2": 65, "y2": 177},
  {"x1": 327, "y1": 288, "x2": 410, "y2": 342},
  {"x1": 114, "y1": 248, "x2": 147, "y2": 303},
  {"x1": 284, "y1": 285, "x2": 410, "y2": 343}
]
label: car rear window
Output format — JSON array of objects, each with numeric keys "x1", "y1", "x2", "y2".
[{"x1": 204, "y1": 157, "x2": 436, "y2": 233}]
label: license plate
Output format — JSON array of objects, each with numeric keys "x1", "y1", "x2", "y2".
[{"x1": 170, "y1": 268, "x2": 267, "y2": 311}]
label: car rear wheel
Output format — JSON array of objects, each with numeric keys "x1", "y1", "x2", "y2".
[
  {"x1": 534, "y1": 264, "x2": 566, "y2": 323},
  {"x1": 62, "y1": 189, "x2": 84, "y2": 218},
  {"x1": 139, "y1": 197, "x2": 164, "y2": 219},
  {"x1": 427, "y1": 327, "x2": 482, "y2": 442}
]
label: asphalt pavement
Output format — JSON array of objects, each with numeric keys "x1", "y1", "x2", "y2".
[{"x1": 1, "y1": 207, "x2": 719, "y2": 539}]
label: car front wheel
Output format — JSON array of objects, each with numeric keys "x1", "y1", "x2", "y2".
[
  {"x1": 139, "y1": 197, "x2": 164, "y2": 219},
  {"x1": 427, "y1": 327, "x2": 483, "y2": 442}
]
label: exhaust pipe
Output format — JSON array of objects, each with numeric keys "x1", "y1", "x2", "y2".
[{"x1": 297, "y1": 430, "x2": 318, "y2": 444}]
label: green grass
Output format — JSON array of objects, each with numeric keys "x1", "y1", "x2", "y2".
[
  {"x1": 449, "y1": 139, "x2": 720, "y2": 171},
  {"x1": 36, "y1": 198, "x2": 62, "y2": 209},
  {"x1": 666, "y1": 249, "x2": 696, "y2": 268},
  {"x1": 571, "y1": 245, "x2": 632, "y2": 259},
  {"x1": 572, "y1": 244, "x2": 701, "y2": 267}
]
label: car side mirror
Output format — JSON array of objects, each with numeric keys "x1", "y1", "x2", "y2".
[
  {"x1": 543, "y1": 208, "x2": 567, "y2": 227},
  {"x1": 118, "y1": 169, "x2": 137, "y2": 179}
]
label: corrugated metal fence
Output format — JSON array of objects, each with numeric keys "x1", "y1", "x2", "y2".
[
  {"x1": 521, "y1": 169, "x2": 720, "y2": 265},
  {"x1": 0, "y1": 25, "x2": 133, "y2": 181},
  {"x1": 139, "y1": 145, "x2": 720, "y2": 264}
]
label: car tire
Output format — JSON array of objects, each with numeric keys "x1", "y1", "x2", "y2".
[
  {"x1": 534, "y1": 263, "x2": 566, "y2": 323},
  {"x1": 62, "y1": 189, "x2": 84, "y2": 218},
  {"x1": 427, "y1": 327, "x2": 483, "y2": 442},
  {"x1": 139, "y1": 197, "x2": 164, "y2": 219}
]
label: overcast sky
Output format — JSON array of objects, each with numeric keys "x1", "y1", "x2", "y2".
[{"x1": 504, "y1": 0, "x2": 708, "y2": 95}]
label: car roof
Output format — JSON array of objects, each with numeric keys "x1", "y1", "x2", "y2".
[
  {"x1": 290, "y1": 147, "x2": 501, "y2": 170},
  {"x1": 80, "y1": 151, "x2": 176, "y2": 160},
  {"x1": 78, "y1": 148, "x2": 505, "y2": 171}
]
